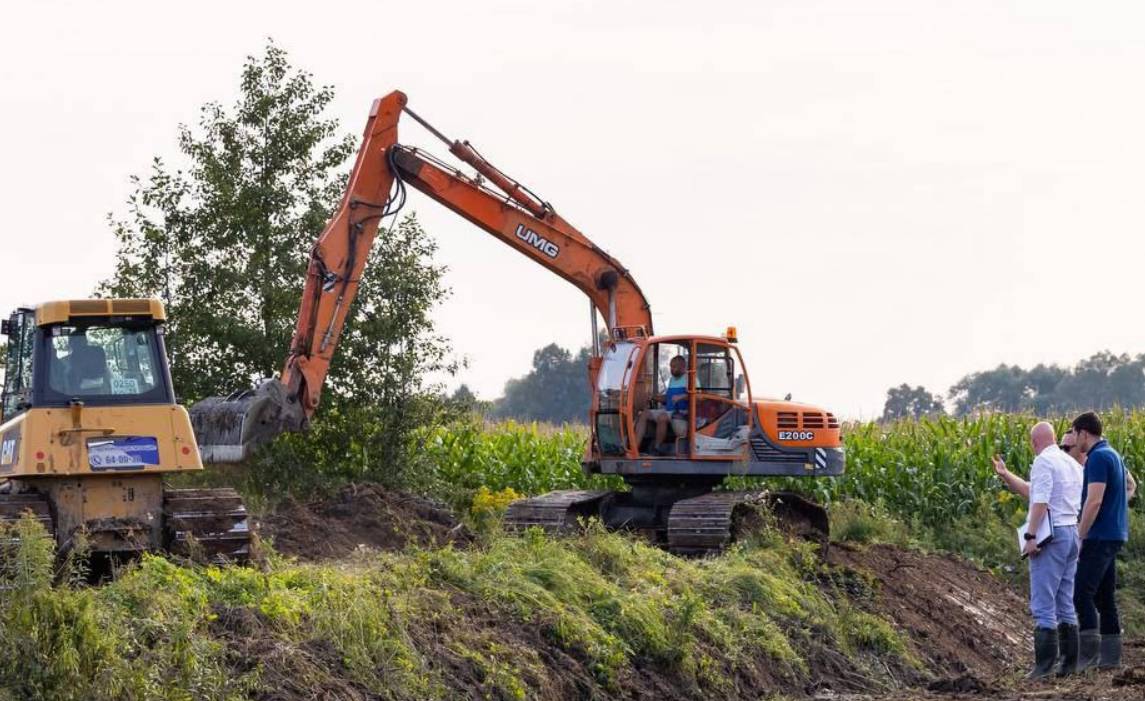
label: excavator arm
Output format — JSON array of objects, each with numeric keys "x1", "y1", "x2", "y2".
[
  {"x1": 191, "y1": 90, "x2": 651, "y2": 462},
  {"x1": 387, "y1": 145, "x2": 651, "y2": 336}
]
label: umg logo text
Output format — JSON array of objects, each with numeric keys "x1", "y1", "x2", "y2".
[{"x1": 514, "y1": 224, "x2": 560, "y2": 259}]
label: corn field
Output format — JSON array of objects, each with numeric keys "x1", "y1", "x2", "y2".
[
  {"x1": 420, "y1": 411, "x2": 1145, "y2": 528},
  {"x1": 822, "y1": 410, "x2": 1145, "y2": 524},
  {"x1": 415, "y1": 419, "x2": 619, "y2": 499}
]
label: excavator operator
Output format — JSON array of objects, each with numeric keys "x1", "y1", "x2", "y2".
[{"x1": 635, "y1": 355, "x2": 689, "y2": 455}]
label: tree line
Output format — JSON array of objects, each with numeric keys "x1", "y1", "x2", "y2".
[
  {"x1": 452, "y1": 342, "x2": 593, "y2": 425},
  {"x1": 882, "y1": 351, "x2": 1145, "y2": 421}
]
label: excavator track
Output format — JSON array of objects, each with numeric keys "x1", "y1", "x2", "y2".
[
  {"x1": 163, "y1": 488, "x2": 251, "y2": 563},
  {"x1": 0, "y1": 492, "x2": 56, "y2": 544},
  {"x1": 667, "y1": 490, "x2": 829, "y2": 557},
  {"x1": 667, "y1": 491, "x2": 766, "y2": 556},
  {"x1": 504, "y1": 490, "x2": 611, "y2": 533}
]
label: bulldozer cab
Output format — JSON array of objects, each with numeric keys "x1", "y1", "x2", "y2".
[
  {"x1": 0, "y1": 299, "x2": 251, "y2": 563},
  {"x1": 592, "y1": 336, "x2": 752, "y2": 461},
  {"x1": 2, "y1": 305, "x2": 175, "y2": 422}
]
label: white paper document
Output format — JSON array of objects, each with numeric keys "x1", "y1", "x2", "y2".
[{"x1": 1016, "y1": 510, "x2": 1054, "y2": 557}]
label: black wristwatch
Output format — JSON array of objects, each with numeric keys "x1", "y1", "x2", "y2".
[{"x1": 1024, "y1": 533, "x2": 1037, "y2": 541}]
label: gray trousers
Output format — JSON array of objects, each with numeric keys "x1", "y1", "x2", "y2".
[{"x1": 1029, "y1": 525, "x2": 1079, "y2": 629}]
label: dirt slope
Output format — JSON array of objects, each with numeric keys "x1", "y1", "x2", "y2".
[
  {"x1": 251, "y1": 489, "x2": 1141, "y2": 699},
  {"x1": 258, "y1": 483, "x2": 468, "y2": 559},
  {"x1": 876, "y1": 639, "x2": 1145, "y2": 701},
  {"x1": 829, "y1": 543, "x2": 1030, "y2": 679},
  {"x1": 832, "y1": 543, "x2": 1144, "y2": 701}
]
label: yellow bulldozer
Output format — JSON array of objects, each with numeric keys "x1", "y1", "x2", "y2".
[{"x1": 0, "y1": 299, "x2": 249, "y2": 561}]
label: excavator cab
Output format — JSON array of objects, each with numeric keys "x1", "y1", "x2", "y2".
[
  {"x1": 589, "y1": 334, "x2": 842, "y2": 477},
  {"x1": 594, "y1": 337, "x2": 749, "y2": 459}
]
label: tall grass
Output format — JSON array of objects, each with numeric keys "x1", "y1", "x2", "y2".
[
  {"x1": 425, "y1": 411, "x2": 1143, "y2": 529},
  {"x1": 817, "y1": 410, "x2": 1145, "y2": 525},
  {"x1": 0, "y1": 515, "x2": 913, "y2": 699}
]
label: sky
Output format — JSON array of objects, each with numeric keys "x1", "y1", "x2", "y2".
[{"x1": 2, "y1": 0, "x2": 1144, "y2": 419}]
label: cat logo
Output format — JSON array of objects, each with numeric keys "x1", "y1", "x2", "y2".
[
  {"x1": 0, "y1": 437, "x2": 17, "y2": 468},
  {"x1": 514, "y1": 224, "x2": 560, "y2": 259}
]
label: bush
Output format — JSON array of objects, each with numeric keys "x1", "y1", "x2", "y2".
[{"x1": 829, "y1": 500, "x2": 911, "y2": 546}]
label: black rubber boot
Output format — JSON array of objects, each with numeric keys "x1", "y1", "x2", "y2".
[
  {"x1": 1057, "y1": 623, "x2": 1078, "y2": 677},
  {"x1": 1098, "y1": 634, "x2": 1122, "y2": 669},
  {"x1": 1077, "y1": 628, "x2": 1101, "y2": 672},
  {"x1": 1027, "y1": 627, "x2": 1059, "y2": 680}
]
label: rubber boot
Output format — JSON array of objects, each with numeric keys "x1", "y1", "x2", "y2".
[
  {"x1": 1056, "y1": 623, "x2": 1078, "y2": 677},
  {"x1": 1098, "y1": 634, "x2": 1122, "y2": 670},
  {"x1": 1077, "y1": 629, "x2": 1101, "y2": 672},
  {"x1": 1027, "y1": 627, "x2": 1059, "y2": 680}
]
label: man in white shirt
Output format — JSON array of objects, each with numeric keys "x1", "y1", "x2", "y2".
[{"x1": 993, "y1": 421, "x2": 1084, "y2": 678}]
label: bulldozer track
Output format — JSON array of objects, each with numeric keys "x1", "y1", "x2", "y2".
[
  {"x1": 0, "y1": 491, "x2": 55, "y2": 544},
  {"x1": 504, "y1": 489, "x2": 610, "y2": 532},
  {"x1": 164, "y1": 487, "x2": 251, "y2": 563}
]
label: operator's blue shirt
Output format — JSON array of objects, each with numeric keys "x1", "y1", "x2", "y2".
[
  {"x1": 664, "y1": 374, "x2": 688, "y2": 414},
  {"x1": 1081, "y1": 439, "x2": 1129, "y2": 542}
]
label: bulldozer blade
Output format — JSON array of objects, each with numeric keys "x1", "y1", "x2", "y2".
[{"x1": 189, "y1": 379, "x2": 304, "y2": 463}]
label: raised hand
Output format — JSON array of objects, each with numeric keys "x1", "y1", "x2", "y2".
[{"x1": 992, "y1": 454, "x2": 1008, "y2": 477}]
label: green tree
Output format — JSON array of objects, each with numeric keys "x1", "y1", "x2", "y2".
[
  {"x1": 102, "y1": 41, "x2": 357, "y2": 399},
  {"x1": 947, "y1": 365, "x2": 1030, "y2": 416},
  {"x1": 881, "y1": 383, "x2": 945, "y2": 421},
  {"x1": 947, "y1": 352, "x2": 1145, "y2": 416},
  {"x1": 495, "y1": 343, "x2": 592, "y2": 424},
  {"x1": 102, "y1": 41, "x2": 454, "y2": 489}
]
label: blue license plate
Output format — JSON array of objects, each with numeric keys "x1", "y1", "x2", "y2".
[{"x1": 87, "y1": 436, "x2": 160, "y2": 471}]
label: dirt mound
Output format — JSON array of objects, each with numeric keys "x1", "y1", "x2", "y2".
[
  {"x1": 926, "y1": 673, "x2": 999, "y2": 695},
  {"x1": 832, "y1": 544, "x2": 1145, "y2": 701},
  {"x1": 258, "y1": 483, "x2": 468, "y2": 560},
  {"x1": 829, "y1": 543, "x2": 1031, "y2": 681}
]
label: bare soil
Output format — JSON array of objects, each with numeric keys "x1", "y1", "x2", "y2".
[
  {"x1": 257, "y1": 483, "x2": 469, "y2": 559},
  {"x1": 830, "y1": 543, "x2": 1145, "y2": 701},
  {"x1": 871, "y1": 638, "x2": 1145, "y2": 701},
  {"x1": 828, "y1": 543, "x2": 1031, "y2": 679}
]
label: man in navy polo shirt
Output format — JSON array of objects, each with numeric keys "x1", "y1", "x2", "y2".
[{"x1": 1071, "y1": 411, "x2": 1130, "y2": 671}]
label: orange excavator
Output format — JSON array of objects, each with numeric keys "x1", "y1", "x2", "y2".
[{"x1": 191, "y1": 91, "x2": 844, "y2": 554}]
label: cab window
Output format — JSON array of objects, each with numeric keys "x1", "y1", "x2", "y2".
[
  {"x1": 695, "y1": 343, "x2": 733, "y2": 398},
  {"x1": 1, "y1": 310, "x2": 36, "y2": 420},
  {"x1": 595, "y1": 342, "x2": 637, "y2": 455},
  {"x1": 41, "y1": 323, "x2": 168, "y2": 404}
]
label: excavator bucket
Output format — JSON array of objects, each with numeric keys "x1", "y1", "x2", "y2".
[{"x1": 189, "y1": 379, "x2": 302, "y2": 464}]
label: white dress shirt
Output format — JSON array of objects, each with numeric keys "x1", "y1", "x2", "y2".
[{"x1": 1028, "y1": 444, "x2": 1083, "y2": 526}]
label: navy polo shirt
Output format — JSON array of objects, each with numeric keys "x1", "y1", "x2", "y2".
[{"x1": 1081, "y1": 439, "x2": 1129, "y2": 542}]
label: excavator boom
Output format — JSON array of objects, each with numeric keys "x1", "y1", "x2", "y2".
[{"x1": 388, "y1": 145, "x2": 652, "y2": 336}]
